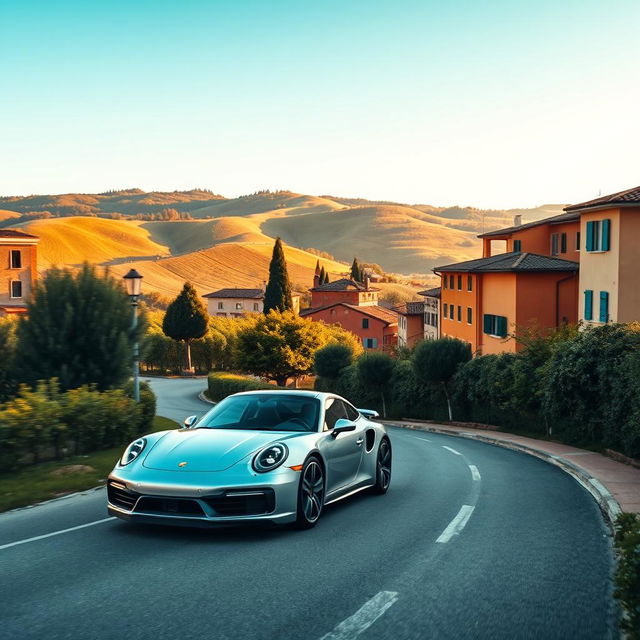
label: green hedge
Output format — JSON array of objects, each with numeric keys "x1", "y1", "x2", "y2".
[
  {"x1": 207, "y1": 372, "x2": 280, "y2": 402},
  {"x1": 614, "y1": 513, "x2": 640, "y2": 638},
  {"x1": 0, "y1": 379, "x2": 156, "y2": 472}
]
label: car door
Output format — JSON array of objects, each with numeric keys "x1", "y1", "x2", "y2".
[{"x1": 321, "y1": 398, "x2": 365, "y2": 493}]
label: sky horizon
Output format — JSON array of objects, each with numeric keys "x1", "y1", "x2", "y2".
[{"x1": 1, "y1": 0, "x2": 639, "y2": 209}]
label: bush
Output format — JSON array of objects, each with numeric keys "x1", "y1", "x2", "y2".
[
  {"x1": 356, "y1": 352, "x2": 396, "y2": 417},
  {"x1": 314, "y1": 344, "x2": 354, "y2": 379},
  {"x1": 123, "y1": 380, "x2": 156, "y2": 433},
  {"x1": 0, "y1": 379, "x2": 156, "y2": 472},
  {"x1": 207, "y1": 372, "x2": 279, "y2": 402},
  {"x1": 614, "y1": 512, "x2": 640, "y2": 638}
]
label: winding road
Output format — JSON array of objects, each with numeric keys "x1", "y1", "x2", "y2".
[{"x1": 0, "y1": 378, "x2": 615, "y2": 639}]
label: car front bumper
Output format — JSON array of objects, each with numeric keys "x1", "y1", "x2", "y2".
[{"x1": 107, "y1": 466, "x2": 300, "y2": 527}]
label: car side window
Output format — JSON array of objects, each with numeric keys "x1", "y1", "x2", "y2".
[
  {"x1": 324, "y1": 398, "x2": 348, "y2": 431},
  {"x1": 343, "y1": 401, "x2": 360, "y2": 422}
]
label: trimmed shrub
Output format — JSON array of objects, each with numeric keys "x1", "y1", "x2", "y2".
[
  {"x1": 207, "y1": 372, "x2": 279, "y2": 402},
  {"x1": 314, "y1": 343, "x2": 355, "y2": 379},
  {"x1": 614, "y1": 512, "x2": 640, "y2": 638}
]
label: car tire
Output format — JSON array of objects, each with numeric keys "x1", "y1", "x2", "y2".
[
  {"x1": 294, "y1": 457, "x2": 325, "y2": 529},
  {"x1": 371, "y1": 437, "x2": 392, "y2": 495}
]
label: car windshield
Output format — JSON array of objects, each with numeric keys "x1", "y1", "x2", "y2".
[{"x1": 195, "y1": 394, "x2": 320, "y2": 432}]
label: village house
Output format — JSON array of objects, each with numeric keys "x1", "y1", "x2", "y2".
[
  {"x1": 300, "y1": 275, "x2": 398, "y2": 350},
  {"x1": 563, "y1": 185, "x2": 640, "y2": 325},
  {"x1": 395, "y1": 301, "x2": 425, "y2": 348},
  {"x1": 203, "y1": 287, "x2": 300, "y2": 317},
  {"x1": 0, "y1": 229, "x2": 39, "y2": 317},
  {"x1": 418, "y1": 287, "x2": 440, "y2": 340}
]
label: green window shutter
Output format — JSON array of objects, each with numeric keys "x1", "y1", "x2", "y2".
[
  {"x1": 601, "y1": 219, "x2": 611, "y2": 251},
  {"x1": 513, "y1": 239, "x2": 521, "y2": 252},
  {"x1": 497, "y1": 316, "x2": 508, "y2": 337},
  {"x1": 584, "y1": 290, "x2": 593, "y2": 320},
  {"x1": 483, "y1": 314, "x2": 492, "y2": 334},
  {"x1": 585, "y1": 222, "x2": 594, "y2": 251},
  {"x1": 599, "y1": 291, "x2": 609, "y2": 322}
]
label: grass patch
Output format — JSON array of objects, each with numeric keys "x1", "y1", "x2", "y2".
[{"x1": 0, "y1": 416, "x2": 178, "y2": 513}]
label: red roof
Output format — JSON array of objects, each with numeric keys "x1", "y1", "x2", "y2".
[
  {"x1": 0, "y1": 229, "x2": 38, "y2": 239},
  {"x1": 564, "y1": 185, "x2": 640, "y2": 212},
  {"x1": 301, "y1": 302, "x2": 398, "y2": 325}
]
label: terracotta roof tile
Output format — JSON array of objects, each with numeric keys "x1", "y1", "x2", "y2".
[
  {"x1": 478, "y1": 212, "x2": 579, "y2": 238},
  {"x1": 564, "y1": 185, "x2": 640, "y2": 211},
  {"x1": 434, "y1": 252, "x2": 579, "y2": 274},
  {"x1": 203, "y1": 288, "x2": 264, "y2": 299}
]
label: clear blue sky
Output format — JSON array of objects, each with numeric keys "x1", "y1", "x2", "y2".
[{"x1": 1, "y1": 0, "x2": 638, "y2": 208}]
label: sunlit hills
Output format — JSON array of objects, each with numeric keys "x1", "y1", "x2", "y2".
[{"x1": 1, "y1": 188, "x2": 568, "y2": 300}]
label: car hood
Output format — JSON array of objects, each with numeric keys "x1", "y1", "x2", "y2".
[{"x1": 142, "y1": 429, "x2": 307, "y2": 472}]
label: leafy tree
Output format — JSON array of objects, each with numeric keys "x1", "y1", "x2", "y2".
[
  {"x1": 356, "y1": 352, "x2": 396, "y2": 417},
  {"x1": 15, "y1": 264, "x2": 142, "y2": 391},
  {"x1": 235, "y1": 310, "x2": 333, "y2": 386},
  {"x1": 264, "y1": 237, "x2": 293, "y2": 313},
  {"x1": 314, "y1": 343, "x2": 354, "y2": 380},
  {"x1": 350, "y1": 257, "x2": 361, "y2": 282},
  {"x1": 413, "y1": 338, "x2": 472, "y2": 420},
  {"x1": 162, "y1": 282, "x2": 208, "y2": 372},
  {"x1": 0, "y1": 316, "x2": 18, "y2": 402}
]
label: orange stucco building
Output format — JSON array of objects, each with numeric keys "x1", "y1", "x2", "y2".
[
  {"x1": 436, "y1": 253, "x2": 578, "y2": 355},
  {"x1": 0, "y1": 229, "x2": 39, "y2": 316},
  {"x1": 301, "y1": 277, "x2": 398, "y2": 350}
]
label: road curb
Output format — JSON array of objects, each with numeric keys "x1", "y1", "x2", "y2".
[
  {"x1": 387, "y1": 421, "x2": 622, "y2": 526},
  {"x1": 198, "y1": 390, "x2": 216, "y2": 405}
]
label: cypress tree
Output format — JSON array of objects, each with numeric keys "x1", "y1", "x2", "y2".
[
  {"x1": 319, "y1": 265, "x2": 326, "y2": 286},
  {"x1": 323, "y1": 270, "x2": 330, "y2": 285},
  {"x1": 264, "y1": 237, "x2": 293, "y2": 314},
  {"x1": 350, "y1": 257, "x2": 361, "y2": 282},
  {"x1": 162, "y1": 282, "x2": 208, "y2": 373}
]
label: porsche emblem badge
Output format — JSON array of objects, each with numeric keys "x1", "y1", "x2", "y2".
[{"x1": 178, "y1": 461, "x2": 188, "y2": 468}]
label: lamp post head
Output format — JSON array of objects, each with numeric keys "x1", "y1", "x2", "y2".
[{"x1": 123, "y1": 269, "x2": 143, "y2": 297}]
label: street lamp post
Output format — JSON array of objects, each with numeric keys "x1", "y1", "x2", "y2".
[{"x1": 123, "y1": 269, "x2": 143, "y2": 403}]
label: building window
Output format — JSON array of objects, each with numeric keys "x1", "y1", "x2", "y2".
[
  {"x1": 586, "y1": 219, "x2": 611, "y2": 252},
  {"x1": 457, "y1": 275, "x2": 462, "y2": 290},
  {"x1": 576, "y1": 231, "x2": 580, "y2": 251},
  {"x1": 560, "y1": 232, "x2": 567, "y2": 254},
  {"x1": 449, "y1": 305, "x2": 454, "y2": 320},
  {"x1": 513, "y1": 239, "x2": 522, "y2": 253},
  {"x1": 599, "y1": 291, "x2": 609, "y2": 323},
  {"x1": 483, "y1": 314, "x2": 507, "y2": 337},
  {"x1": 467, "y1": 275, "x2": 473, "y2": 291},
  {"x1": 235, "y1": 303, "x2": 243, "y2": 310},
  {"x1": 467, "y1": 307, "x2": 472, "y2": 324},
  {"x1": 253, "y1": 303, "x2": 259, "y2": 311},
  {"x1": 443, "y1": 303, "x2": 448, "y2": 318},
  {"x1": 457, "y1": 305, "x2": 461, "y2": 322},
  {"x1": 443, "y1": 277, "x2": 447, "y2": 290},
  {"x1": 363, "y1": 338, "x2": 378, "y2": 349},
  {"x1": 584, "y1": 290, "x2": 593, "y2": 321},
  {"x1": 10, "y1": 281, "x2": 22, "y2": 299},
  {"x1": 330, "y1": 309, "x2": 336, "y2": 315},
  {"x1": 217, "y1": 302, "x2": 224, "y2": 310},
  {"x1": 449, "y1": 274, "x2": 455, "y2": 289},
  {"x1": 10, "y1": 250, "x2": 21, "y2": 269},
  {"x1": 550, "y1": 234, "x2": 559, "y2": 256},
  {"x1": 362, "y1": 318, "x2": 369, "y2": 329}
]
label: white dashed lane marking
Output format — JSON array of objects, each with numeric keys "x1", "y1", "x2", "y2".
[
  {"x1": 435, "y1": 505, "x2": 475, "y2": 543},
  {"x1": 442, "y1": 445, "x2": 462, "y2": 456},
  {"x1": 468, "y1": 465, "x2": 481, "y2": 481}
]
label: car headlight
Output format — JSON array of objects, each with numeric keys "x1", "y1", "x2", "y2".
[
  {"x1": 252, "y1": 443, "x2": 288, "y2": 473},
  {"x1": 120, "y1": 438, "x2": 147, "y2": 466}
]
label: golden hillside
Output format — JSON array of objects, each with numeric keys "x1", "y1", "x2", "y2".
[
  {"x1": 17, "y1": 217, "x2": 170, "y2": 267},
  {"x1": 0, "y1": 210, "x2": 20, "y2": 222}
]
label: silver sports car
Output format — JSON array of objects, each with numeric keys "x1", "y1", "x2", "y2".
[{"x1": 107, "y1": 390, "x2": 391, "y2": 529}]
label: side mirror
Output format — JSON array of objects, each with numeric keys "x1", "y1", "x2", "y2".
[
  {"x1": 183, "y1": 415, "x2": 198, "y2": 428},
  {"x1": 358, "y1": 409, "x2": 380, "y2": 419},
  {"x1": 332, "y1": 418, "x2": 356, "y2": 437}
]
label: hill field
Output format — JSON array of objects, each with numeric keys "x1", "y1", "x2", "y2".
[{"x1": 4, "y1": 188, "x2": 568, "y2": 301}]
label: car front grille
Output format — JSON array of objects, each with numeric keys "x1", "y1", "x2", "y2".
[
  {"x1": 107, "y1": 481, "x2": 140, "y2": 511},
  {"x1": 204, "y1": 489, "x2": 276, "y2": 516},
  {"x1": 135, "y1": 497, "x2": 205, "y2": 517}
]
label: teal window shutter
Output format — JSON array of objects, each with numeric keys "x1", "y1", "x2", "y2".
[
  {"x1": 513, "y1": 239, "x2": 522, "y2": 252},
  {"x1": 599, "y1": 291, "x2": 609, "y2": 322},
  {"x1": 483, "y1": 314, "x2": 492, "y2": 334},
  {"x1": 601, "y1": 219, "x2": 611, "y2": 251},
  {"x1": 584, "y1": 290, "x2": 593, "y2": 320},
  {"x1": 497, "y1": 316, "x2": 508, "y2": 337},
  {"x1": 586, "y1": 222, "x2": 594, "y2": 251}
]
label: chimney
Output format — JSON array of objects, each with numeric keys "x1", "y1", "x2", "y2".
[
  {"x1": 313, "y1": 271, "x2": 320, "y2": 288},
  {"x1": 513, "y1": 214, "x2": 522, "y2": 227},
  {"x1": 262, "y1": 280, "x2": 267, "y2": 293},
  {"x1": 365, "y1": 274, "x2": 371, "y2": 290}
]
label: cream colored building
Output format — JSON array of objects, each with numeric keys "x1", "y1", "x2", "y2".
[
  {"x1": 0, "y1": 229, "x2": 39, "y2": 316},
  {"x1": 564, "y1": 186, "x2": 640, "y2": 324},
  {"x1": 203, "y1": 288, "x2": 300, "y2": 317},
  {"x1": 418, "y1": 287, "x2": 440, "y2": 339}
]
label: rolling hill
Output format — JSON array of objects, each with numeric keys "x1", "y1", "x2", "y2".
[{"x1": 4, "y1": 188, "x2": 569, "y2": 300}]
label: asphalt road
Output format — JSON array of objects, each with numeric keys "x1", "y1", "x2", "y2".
[{"x1": 0, "y1": 378, "x2": 616, "y2": 639}]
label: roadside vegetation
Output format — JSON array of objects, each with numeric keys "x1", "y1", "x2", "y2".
[
  {"x1": 614, "y1": 513, "x2": 640, "y2": 638},
  {"x1": 0, "y1": 415, "x2": 177, "y2": 513}
]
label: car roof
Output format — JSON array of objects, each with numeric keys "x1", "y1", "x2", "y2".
[{"x1": 232, "y1": 389, "x2": 325, "y2": 399}]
